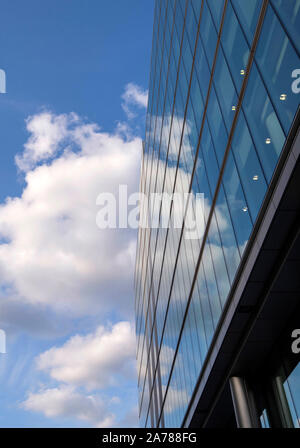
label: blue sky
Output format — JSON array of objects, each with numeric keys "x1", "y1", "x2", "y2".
[
  {"x1": 0, "y1": 0, "x2": 153, "y2": 199},
  {"x1": 0, "y1": 0, "x2": 154, "y2": 427}
]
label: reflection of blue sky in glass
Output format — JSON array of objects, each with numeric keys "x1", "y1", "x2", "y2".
[
  {"x1": 284, "y1": 363, "x2": 300, "y2": 428},
  {"x1": 136, "y1": 0, "x2": 300, "y2": 427}
]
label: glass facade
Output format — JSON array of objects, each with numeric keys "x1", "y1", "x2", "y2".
[
  {"x1": 135, "y1": 0, "x2": 300, "y2": 428},
  {"x1": 283, "y1": 362, "x2": 300, "y2": 428}
]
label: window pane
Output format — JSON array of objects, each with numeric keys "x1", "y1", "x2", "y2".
[
  {"x1": 283, "y1": 362, "x2": 300, "y2": 428},
  {"x1": 215, "y1": 185, "x2": 241, "y2": 283},
  {"x1": 231, "y1": 111, "x2": 268, "y2": 221},
  {"x1": 255, "y1": 4, "x2": 300, "y2": 134},
  {"x1": 185, "y1": 0, "x2": 198, "y2": 55},
  {"x1": 213, "y1": 48, "x2": 238, "y2": 132},
  {"x1": 199, "y1": 0, "x2": 218, "y2": 70},
  {"x1": 207, "y1": 0, "x2": 225, "y2": 30},
  {"x1": 197, "y1": 262, "x2": 215, "y2": 346},
  {"x1": 194, "y1": 37, "x2": 211, "y2": 101},
  {"x1": 222, "y1": 151, "x2": 253, "y2": 251},
  {"x1": 243, "y1": 62, "x2": 286, "y2": 183},
  {"x1": 221, "y1": 1, "x2": 250, "y2": 92},
  {"x1": 191, "y1": 0, "x2": 202, "y2": 20},
  {"x1": 208, "y1": 221, "x2": 231, "y2": 307},
  {"x1": 271, "y1": 0, "x2": 300, "y2": 55},
  {"x1": 206, "y1": 86, "x2": 228, "y2": 166},
  {"x1": 230, "y1": 0, "x2": 262, "y2": 44}
]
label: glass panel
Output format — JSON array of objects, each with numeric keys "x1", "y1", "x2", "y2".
[
  {"x1": 199, "y1": 0, "x2": 218, "y2": 70},
  {"x1": 283, "y1": 362, "x2": 300, "y2": 428},
  {"x1": 271, "y1": 0, "x2": 300, "y2": 55},
  {"x1": 255, "y1": 4, "x2": 300, "y2": 134},
  {"x1": 222, "y1": 151, "x2": 253, "y2": 251},
  {"x1": 202, "y1": 243, "x2": 222, "y2": 328},
  {"x1": 215, "y1": 185, "x2": 241, "y2": 284},
  {"x1": 201, "y1": 119, "x2": 220, "y2": 193},
  {"x1": 191, "y1": 0, "x2": 202, "y2": 20},
  {"x1": 207, "y1": 0, "x2": 225, "y2": 30},
  {"x1": 206, "y1": 85, "x2": 228, "y2": 166},
  {"x1": 194, "y1": 36, "x2": 211, "y2": 102},
  {"x1": 230, "y1": 111, "x2": 268, "y2": 221},
  {"x1": 213, "y1": 48, "x2": 238, "y2": 132},
  {"x1": 221, "y1": 1, "x2": 250, "y2": 92},
  {"x1": 197, "y1": 262, "x2": 215, "y2": 347},
  {"x1": 191, "y1": 287, "x2": 207, "y2": 362},
  {"x1": 260, "y1": 409, "x2": 271, "y2": 428},
  {"x1": 230, "y1": 0, "x2": 262, "y2": 44},
  {"x1": 242, "y1": 62, "x2": 286, "y2": 183},
  {"x1": 185, "y1": 0, "x2": 199, "y2": 55},
  {"x1": 207, "y1": 225, "x2": 231, "y2": 307}
]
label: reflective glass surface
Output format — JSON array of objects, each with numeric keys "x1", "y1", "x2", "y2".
[
  {"x1": 283, "y1": 363, "x2": 300, "y2": 428},
  {"x1": 135, "y1": 0, "x2": 300, "y2": 427}
]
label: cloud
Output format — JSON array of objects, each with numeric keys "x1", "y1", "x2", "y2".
[
  {"x1": 0, "y1": 85, "x2": 148, "y2": 428},
  {"x1": 21, "y1": 385, "x2": 115, "y2": 427},
  {"x1": 15, "y1": 112, "x2": 79, "y2": 172},
  {"x1": 21, "y1": 321, "x2": 138, "y2": 427},
  {"x1": 36, "y1": 321, "x2": 136, "y2": 390},
  {"x1": 0, "y1": 296, "x2": 72, "y2": 339},
  {"x1": 163, "y1": 384, "x2": 190, "y2": 415},
  {"x1": 0, "y1": 111, "x2": 141, "y2": 317},
  {"x1": 121, "y1": 83, "x2": 148, "y2": 119},
  {"x1": 118, "y1": 406, "x2": 139, "y2": 428}
]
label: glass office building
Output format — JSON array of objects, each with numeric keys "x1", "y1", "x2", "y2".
[{"x1": 134, "y1": 0, "x2": 300, "y2": 428}]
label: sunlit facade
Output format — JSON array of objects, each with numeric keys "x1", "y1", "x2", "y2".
[{"x1": 134, "y1": 0, "x2": 300, "y2": 428}]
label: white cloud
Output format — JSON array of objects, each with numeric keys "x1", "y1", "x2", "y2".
[
  {"x1": 0, "y1": 111, "x2": 141, "y2": 317},
  {"x1": 121, "y1": 83, "x2": 148, "y2": 119},
  {"x1": 15, "y1": 112, "x2": 79, "y2": 172},
  {"x1": 21, "y1": 385, "x2": 115, "y2": 427},
  {"x1": 21, "y1": 321, "x2": 138, "y2": 427},
  {"x1": 0, "y1": 296, "x2": 72, "y2": 338},
  {"x1": 0, "y1": 87, "x2": 147, "y2": 428},
  {"x1": 163, "y1": 384, "x2": 190, "y2": 415},
  {"x1": 36, "y1": 321, "x2": 136, "y2": 390}
]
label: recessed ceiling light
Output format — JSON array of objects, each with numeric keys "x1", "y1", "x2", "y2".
[
  {"x1": 253, "y1": 175, "x2": 259, "y2": 181},
  {"x1": 242, "y1": 206, "x2": 248, "y2": 212},
  {"x1": 266, "y1": 138, "x2": 271, "y2": 144},
  {"x1": 280, "y1": 94, "x2": 287, "y2": 101}
]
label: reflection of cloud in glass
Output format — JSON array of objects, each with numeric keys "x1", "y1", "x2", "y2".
[{"x1": 162, "y1": 384, "x2": 190, "y2": 415}]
